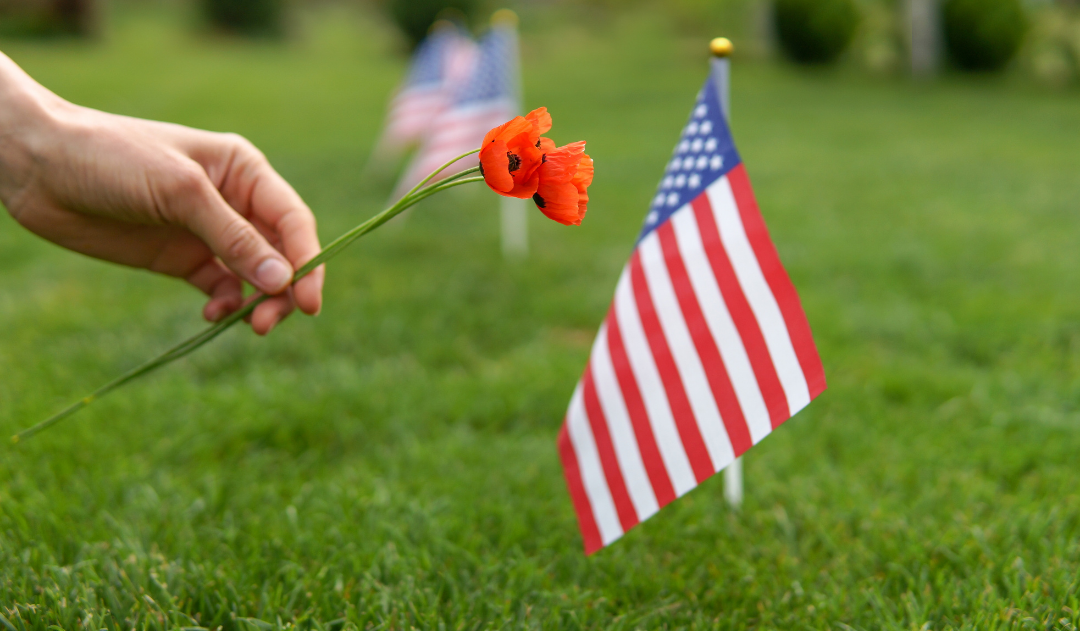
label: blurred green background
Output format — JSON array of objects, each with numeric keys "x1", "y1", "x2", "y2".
[
  {"x1": 2, "y1": 0, "x2": 1080, "y2": 628},
  {"x1": 4, "y1": 0, "x2": 1080, "y2": 80}
]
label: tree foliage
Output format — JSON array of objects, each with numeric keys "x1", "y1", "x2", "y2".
[
  {"x1": 201, "y1": 0, "x2": 285, "y2": 38},
  {"x1": 774, "y1": 0, "x2": 860, "y2": 64},
  {"x1": 387, "y1": 0, "x2": 479, "y2": 49},
  {"x1": 942, "y1": 0, "x2": 1028, "y2": 71}
]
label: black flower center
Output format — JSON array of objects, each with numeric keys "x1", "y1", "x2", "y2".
[
  {"x1": 532, "y1": 193, "x2": 546, "y2": 208},
  {"x1": 507, "y1": 152, "x2": 522, "y2": 173}
]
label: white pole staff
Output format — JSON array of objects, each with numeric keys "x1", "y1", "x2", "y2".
[
  {"x1": 710, "y1": 36, "x2": 744, "y2": 510},
  {"x1": 494, "y1": 8, "x2": 529, "y2": 259}
]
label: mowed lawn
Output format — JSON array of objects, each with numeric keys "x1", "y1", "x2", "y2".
[{"x1": 2, "y1": 4, "x2": 1080, "y2": 629}]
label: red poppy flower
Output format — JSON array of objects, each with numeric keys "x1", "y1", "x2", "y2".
[
  {"x1": 479, "y1": 107, "x2": 593, "y2": 225},
  {"x1": 479, "y1": 108, "x2": 551, "y2": 198},
  {"x1": 531, "y1": 141, "x2": 594, "y2": 226}
]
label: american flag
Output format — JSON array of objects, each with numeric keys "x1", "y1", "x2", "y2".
[
  {"x1": 394, "y1": 20, "x2": 519, "y2": 197},
  {"x1": 558, "y1": 71, "x2": 826, "y2": 554},
  {"x1": 379, "y1": 24, "x2": 478, "y2": 151}
]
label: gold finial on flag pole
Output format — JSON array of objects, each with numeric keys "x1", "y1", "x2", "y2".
[
  {"x1": 710, "y1": 37, "x2": 734, "y2": 58},
  {"x1": 491, "y1": 8, "x2": 519, "y2": 27}
]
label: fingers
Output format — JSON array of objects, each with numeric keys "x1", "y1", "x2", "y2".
[
  {"x1": 185, "y1": 258, "x2": 244, "y2": 322},
  {"x1": 249, "y1": 292, "x2": 295, "y2": 336},
  {"x1": 187, "y1": 256, "x2": 306, "y2": 334},
  {"x1": 243, "y1": 161, "x2": 323, "y2": 316},
  {"x1": 160, "y1": 160, "x2": 296, "y2": 297},
  {"x1": 293, "y1": 264, "x2": 324, "y2": 316},
  {"x1": 191, "y1": 135, "x2": 324, "y2": 315}
]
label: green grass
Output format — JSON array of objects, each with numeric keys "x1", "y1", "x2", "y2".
[{"x1": 2, "y1": 4, "x2": 1080, "y2": 629}]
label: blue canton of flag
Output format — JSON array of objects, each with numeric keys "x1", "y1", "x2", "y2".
[
  {"x1": 640, "y1": 75, "x2": 741, "y2": 242},
  {"x1": 405, "y1": 27, "x2": 460, "y2": 89}
]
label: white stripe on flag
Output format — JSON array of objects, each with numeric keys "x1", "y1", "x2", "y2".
[
  {"x1": 706, "y1": 178, "x2": 812, "y2": 416},
  {"x1": 391, "y1": 91, "x2": 442, "y2": 113},
  {"x1": 669, "y1": 205, "x2": 774, "y2": 444},
  {"x1": 590, "y1": 324, "x2": 660, "y2": 522},
  {"x1": 637, "y1": 232, "x2": 735, "y2": 471},
  {"x1": 612, "y1": 270, "x2": 698, "y2": 496},
  {"x1": 565, "y1": 382, "x2": 623, "y2": 545}
]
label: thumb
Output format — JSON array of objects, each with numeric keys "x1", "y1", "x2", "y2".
[{"x1": 163, "y1": 164, "x2": 294, "y2": 295}]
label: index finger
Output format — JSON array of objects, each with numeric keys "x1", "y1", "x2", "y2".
[{"x1": 210, "y1": 136, "x2": 324, "y2": 316}]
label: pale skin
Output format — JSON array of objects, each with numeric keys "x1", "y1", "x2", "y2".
[{"x1": 0, "y1": 50, "x2": 324, "y2": 335}]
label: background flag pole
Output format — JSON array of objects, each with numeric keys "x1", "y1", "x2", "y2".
[
  {"x1": 710, "y1": 36, "x2": 744, "y2": 510},
  {"x1": 494, "y1": 8, "x2": 529, "y2": 259},
  {"x1": 907, "y1": 0, "x2": 940, "y2": 78}
]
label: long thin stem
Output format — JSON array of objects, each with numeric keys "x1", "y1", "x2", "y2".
[{"x1": 12, "y1": 151, "x2": 484, "y2": 443}]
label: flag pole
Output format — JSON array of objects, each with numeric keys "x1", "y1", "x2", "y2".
[
  {"x1": 494, "y1": 8, "x2": 529, "y2": 259},
  {"x1": 907, "y1": 0, "x2": 940, "y2": 78},
  {"x1": 710, "y1": 36, "x2": 744, "y2": 510}
]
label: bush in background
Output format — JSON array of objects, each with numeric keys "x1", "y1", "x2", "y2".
[
  {"x1": 942, "y1": 0, "x2": 1027, "y2": 71},
  {"x1": 202, "y1": 0, "x2": 285, "y2": 38},
  {"x1": 773, "y1": 0, "x2": 860, "y2": 64},
  {"x1": 387, "y1": 0, "x2": 479, "y2": 49},
  {"x1": 0, "y1": 0, "x2": 97, "y2": 37}
]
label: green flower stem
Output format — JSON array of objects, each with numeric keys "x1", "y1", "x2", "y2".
[{"x1": 12, "y1": 151, "x2": 483, "y2": 444}]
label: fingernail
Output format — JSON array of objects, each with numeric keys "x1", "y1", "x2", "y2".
[
  {"x1": 255, "y1": 258, "x2": 292, "y2": 293},
  {"x1": 206, "y1": 305, "x2": 223, "y2": 322}
]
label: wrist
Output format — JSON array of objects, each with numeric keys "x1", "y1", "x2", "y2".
[{"x1": 0, "y1": 52, "x2": 65, "y2": 215}]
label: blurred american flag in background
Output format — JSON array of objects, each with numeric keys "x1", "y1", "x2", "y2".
[
  {"x1": 378, "y1": 23, "x2": 478, "y2": 153},
  {"x1": 394, "y1": 19, "x2": 520, "y2": 197}
]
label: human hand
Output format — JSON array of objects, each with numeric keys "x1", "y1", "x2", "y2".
[{"x1": 0, "y1": 51, "x2": 323, "y2": 335}]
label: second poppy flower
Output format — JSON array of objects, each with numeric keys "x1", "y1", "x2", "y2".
[{"x1": 531, "y1": 141, "x2": 594, "y2": 226}]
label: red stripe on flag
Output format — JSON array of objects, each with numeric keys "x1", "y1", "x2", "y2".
[
  {"x1": 558, "y1": 423, "x2": 604, "y2": 555},
  {"x1": 629, "y1": 251, "x2": 715, "y2": 483},
  {"x1": 606, "y1": 311, "x2": 678, "y2": 507},
  {"x1": 582, "y1": 365, "x2": 640, "y2": 531},
  {"x1": 691, "y1": 194, "x2": 791, "y2": 429},
  {"x1": 656, "y1": 221, "x2": 754, "y2": 456},
  {"x1": 727, "y1": 165, "x2": 826, "y2": 398}
]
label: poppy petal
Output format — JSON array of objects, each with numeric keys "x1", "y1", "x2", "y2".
[
  {"x1": 534, "y1": 180, "x2": 582, "y2": 226},
  {"x1": 505, "y1": 169, "x2": 541, "y2": 199},
  {"x1": 542, "y1": 141, "x2": 587, "y2": 181},
  {"x1": 573, "y1": 154, "x2": 594, "y2": 190},
  {"x1": 482, "y1": 116, "x2": 533, "y2": 147},
  {"x1": 526, "y1": 107, "x2": 553, "y2": 135},
  {"x1": 574, "y1": 154, "x2": 594, "y2": 217},
  {"x1": 480, "y1": 139, "x2": 515, "y2": 193}
]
